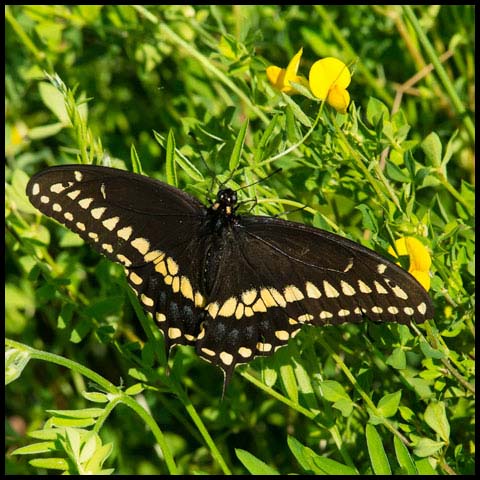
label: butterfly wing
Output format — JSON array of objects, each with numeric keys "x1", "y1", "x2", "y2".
[
  {"x1": 27, "y1": 165, "x2": 209, "y2": 350},
  {"x1": 194, "y1": 214, "x2": 434, "y2": 379},
  {"x1": 241, "y1": 215, "x2": 434, "y2": 322}
]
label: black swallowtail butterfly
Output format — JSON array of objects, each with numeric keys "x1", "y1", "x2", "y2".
[{"x1": 27, "y1": 165, "x2": 434, "y2": 391}]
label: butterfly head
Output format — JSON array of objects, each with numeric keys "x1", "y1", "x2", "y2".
[{"x1": 212, "y1": 188, "x2": 238, "y2": 217}]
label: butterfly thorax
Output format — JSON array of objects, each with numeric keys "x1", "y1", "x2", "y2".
[{"x1": 200, "y1": 188, "x2": 241, "y2": 294}]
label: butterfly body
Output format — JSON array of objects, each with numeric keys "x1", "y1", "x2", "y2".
[{"x1": 27, "y1": 165, "x2": 434, "y2": 389}]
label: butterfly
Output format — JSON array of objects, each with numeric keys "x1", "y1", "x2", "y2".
[{"x1": 27, "y1": 165, "x2": 434, "y2": 392}]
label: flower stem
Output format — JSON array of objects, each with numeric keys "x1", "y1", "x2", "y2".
[{"x1": 402, "y1": 6, "x2": 474, "y2": 143}]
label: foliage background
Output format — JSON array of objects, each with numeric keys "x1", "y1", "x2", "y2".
[{"x1": 5, "y1": 5, "x2": 475, "y2": 475}]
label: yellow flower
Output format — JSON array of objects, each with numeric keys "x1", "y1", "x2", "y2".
[
  {"x1": 388, "y1": 237, "x2": 432, "y2": 291},
  {"x1": 266, "y1": 48, "x2": 308, "y2": 95},
  {"x1": 11, "y1": 122, "x2": 28, "y2": 146},
  {"x1": 309, "y1": 57, "x2": 351, "y2": 113}
]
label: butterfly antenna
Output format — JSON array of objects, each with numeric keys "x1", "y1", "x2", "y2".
[
  {"x1": 217, "y1": 161, "x2": 243, "y2": 192},
  {"x1": 235, "y1": 167, "x2": 282, "y2": 194},
  {"x1": 273, "y1": 203, "x2": 308, "y2": 219}
]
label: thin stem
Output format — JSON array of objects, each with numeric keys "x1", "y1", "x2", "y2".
[
  {"x1": 334, "y1": 125, "x2": 402, "y2": 212},
  {"x1": 435, "y1": 169, "x2": 473, "y2": 214},
  {"x1": 132, "y1": 5, "x2": 269, "y2": 125},
  {"x1": 174, "y1": 387, "x2": 232, "y2": 475},
  {"x1": 241, "y1": 370, "x2": 319, "y2": 421},
  {"x1": 261, "y1": 104, "x2": 324, "y2": 166},
  {"x1": 315, "y1": 336, "x2": 412, "y2": 447},
  {"x1": 5, "y1": 338, "x2": 178, "y2": 475},
  {"x1": 402, "y1": 6, "x2": 474, "y2": 143},
  {"x1": 314, "y1": 5, "x2": 394, "y2": 106},
  {"x1": 5, "y1": 6, "x2": 45, "y2": 62}
]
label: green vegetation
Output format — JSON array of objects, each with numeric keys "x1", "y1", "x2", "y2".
[{"x1": 5, "y1": 5, "x2": 474, "y2": 475}]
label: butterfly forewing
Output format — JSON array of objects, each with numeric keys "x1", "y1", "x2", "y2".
[{"x1": 27, "y1": 165, "x2": 209, "y2": 349}]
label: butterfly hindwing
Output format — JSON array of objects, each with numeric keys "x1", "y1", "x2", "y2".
[
  {"x1": 192, "y1": 214, "x2": 433, "y2": 377},
  {"x1": 239, "y1": 215, "x2": 434, "y2": 324}
]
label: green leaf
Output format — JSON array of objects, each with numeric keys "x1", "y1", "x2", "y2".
[
  {"x1": 424, "y1": 401, "x2": 450, "y2": 443},
  {"x1": 153, "y1": 130, "x2": 203, "y2": 182},
  {"x1": 28, "y1": 122, "x2": 65, "y2": 139},
  {"x1": 5, "y1": 348, "x2": 31, "y2": 385},
  {"x1": 356, "y1": 204, "x2": 379, "y2": 234},
  {"x1": 413, "y1": 437, "x2": 445, "y2": 457},
  {"x1": 253, "y1": 114, "x2": 278, "y2": 164},
  {"x1": 12, "y1": 441, "x2": 58, "y2": 455},
  {"x1": 28, "y1": 428, "x2": 64, "y2": 440},
  {"x1": 57, "y1": 303, "x2": 74, "y2": 329},
  {"x1": 441, "y1": 129, "x2": 458, "y2": 168},
  {"x1": 399, "y1": 406, "x2": 415, "y2": 422},
  {"x1": 312, "y1": 456, "x2": 358, "y2": 475},
  {"x1": 276, "y1": 347, "x2": 298, "y2": 403},
  {"x1": 130, "y1": 143, "x2": 143, "y2": 174},
  {"x1": 64, "y1": 427, "x2": 81, "y2": 459},
  {"x1": 70, "y1": 318, "x2": 93, "y2": 343},
  {"x1": 29, "y1": 457, "x2": 70, "y2": 471},
  {"x1": 6, "y1": 169, "x2": 38, "y2": 214},
  {"x1": 376, "y1": 390, "x2": 402, "y2": 418},
  {"x1": 385, "y1": 347, "x2": 406, "y2": 370},
  {"x1": 366, "y1": 97, "x2": 389, "y2": 126},
  {"x1": 81, "y1": 391, "x2": 109, "y2": 403},
  {"x1": 235, "y1": 449, "x2": 279, "y2": 475},
  {"x1": 38, "y1": 81, "x2": 70, "y2": 124},
  {"x1": 46, "y1": 408, "x2": 105, "y2": 419},
  {"x1": 59, "y1": 229, "x2": 84, "y2": 248},
  {"x1": 397, "y1": 324, "x2": 414, "y2": 344},
  {"x1": 292, "y1": 357, "x2": 316, "y2": 403},
  {"x1": 48, "y1": 416, "x2": 96, "y2": 428},
  {"x1": 125, "y1": 383, "x2": 145, "y2": 396},
  {"x1": 288, "y1": 436, "x2": 358, "y2": 474},
  {"x1": 262, "y1": 366, "x2": 277, "y2": 387},
  {"x1": 84, "y1": 442, "x2": 113, "y2": 474},
  {"x1": 141, "y1": 341, "x2": 155, "y2": 367},
  {"x1": 165, "y1": 129, "x2": 177, "y2": 187},
  {"x1": 365, "y1": 424, "x2": 391, "y2": 475},
  {"x1": 128, "y1": 368, "x2": 149, "y2": 382},
  {"x1": 287, "y1": 436, "x2": 323, "y2": 474},
  {"x1": 415, "y1": 457, "x2": 438, "y2": 474},
  {"x1": 282, "y1": 93, "x2": 312, "y2": 128},
  {"x1": 319, "y1": 380, "x2": 354, "y2": 416},
  {"x1": 333, "y1": 398, "x2": 354, "y2": 417},
  {"x1": 421, "y1": 132, "x2": 442, "y2": 167},
  {"x1": 285, "y1": 103, "x2": 298, "y2": 143},
  {"x1": 229, "y1": 118, "x2": 248, "y2": 172},
  {"x1": 280, "y1": 361, "x2": 298, "y2": 403},
  {"x1": 289, "y1": 80, "x2": 316, "y2": 100},
  {"x1": 319, "y1": 380, "x2": 349, "y2": 402},
  {"x1": 79, "y1": 432, "x2": 99, "y2": 463},
  {"x1": 408, "y1": 377, "x2": 433, "y2": 399},
  {"x1": 393, "y1": 436, "x2": 417, "y2": 474},
  {"x1": 419, "y1": 340, "x2": 445, "y2": 359},
  {"x1": 385, "y1": 161, "x2": 410, "y2": 183}
]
